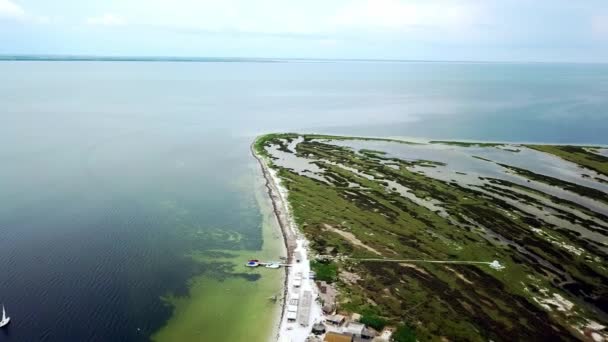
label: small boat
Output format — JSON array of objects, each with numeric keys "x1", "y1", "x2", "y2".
[
  {"x1": 246, "y1": 260, "x2": 259, "y2": 267},
  {"x1": 0, "y1": 305, "x2": 10, "y2": 328},
  {"x1": 265, "y1": 263, "x2": 280, "y2": 269}
]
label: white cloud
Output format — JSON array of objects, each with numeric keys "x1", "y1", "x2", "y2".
[
  {"x1": 113, "y1": 0, "x2": 480, "y2": 42},
  {"x1": 329, "y1": 0, "x2": 478, "y2": 32},
  {"x1": 132, "y1": 0, "x2": 324, "y2": 35},
  {"x1": 0, "y1": 0, "x2": 25, "y2": 19},
  {"x1": 86, "y1": 14, "x2": 126, "y2": 27}
]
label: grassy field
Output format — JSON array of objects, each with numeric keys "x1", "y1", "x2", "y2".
[
  {"x1": 527, "y1": 145, "x2": 608, "y2": 178},
  {"x1": 258, "y1": 133, "x2": 608, "y2": 342}
]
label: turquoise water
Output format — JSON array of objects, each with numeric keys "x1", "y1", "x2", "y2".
[{"x1": 0, "y1": 61, "x2": 607, "y2": 341}]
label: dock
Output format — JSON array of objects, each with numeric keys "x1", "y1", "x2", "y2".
[{"x1": 245, "y1": 259, "x2": 290, "y2": 268}]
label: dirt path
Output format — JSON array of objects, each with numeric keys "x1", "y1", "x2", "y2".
[{"x1": 323, "y1": 224, "x2": 383, "y2": 256}]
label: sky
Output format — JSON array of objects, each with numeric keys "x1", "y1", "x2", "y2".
[{"x1": 0, "y1": 0, "x2": 607, "y2": 62}]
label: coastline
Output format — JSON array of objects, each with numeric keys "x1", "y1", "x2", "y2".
[
  {"x1": 151, "y1": 163, "x2": 286, "y2": 342},
  {"x1": 251, "y1": 142, "x2": 296, "y2": 341},
  {"x1": 251, "y1": 141, "x2": 323, "y2": 342}
]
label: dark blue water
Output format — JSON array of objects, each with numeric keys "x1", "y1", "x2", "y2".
[{"x1": 0, "y1": 61, "x2": 606, "y2": 341}]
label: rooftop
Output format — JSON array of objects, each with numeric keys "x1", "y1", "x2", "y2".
[{"x1": 324, "y1": 332, "x2": 353, "y2": 342}]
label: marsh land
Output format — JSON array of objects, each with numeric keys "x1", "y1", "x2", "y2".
[{"x1": 256, "y1": 133, "x2": 608, "y2": 341}]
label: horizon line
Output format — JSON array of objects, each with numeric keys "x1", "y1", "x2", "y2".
[{"x1": 0, "y1": 54, "x2": 606, "y2": 65}]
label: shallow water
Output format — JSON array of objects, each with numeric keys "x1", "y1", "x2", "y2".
[
  {"x1": 326, "y1": 139, "x2": 608, "y2": 243},
  {"x1": 331, "y1": 140, "x2": 608, "y2": 216},
  {"x1": 0, "y1": 61, "x2": 607, "y2": 341}
]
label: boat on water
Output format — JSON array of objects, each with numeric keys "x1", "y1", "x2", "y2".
[
  {"x1": 246, "y1": 260, "x2": 260, "y2": 267},
  {"x1": 0, "y1": 305, "x2": 10, "y2": 328}
]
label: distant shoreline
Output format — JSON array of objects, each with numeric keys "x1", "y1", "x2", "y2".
[
  {"x1": 1, "y1": 55, "x2": 605, "y2": 65},
  {"x1": 0, "y1": 56, "x2": 282, "y2": 63}
]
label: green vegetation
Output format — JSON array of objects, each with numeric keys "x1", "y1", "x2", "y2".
[
  {"x1": 253, "y1": 132, "x2": 298, "y2": 158},
  {"x1": 392, "y1": 325, "x2": 417, "y2": 342},
  {"x1": 302, "y1": 133, "x2": 420, "y2": 145},
  {"x1": 497, "y1": 162, "x2": 608, "y2": 204},
  {"x1": 359, "y1": 313, "x2": 388, "y2": 331},
  {"x1": 258, "y1": 133, "x2": 608, "y2": 342},
  {"x1": 360, "y1": 149, "x2": 388, "y2": 157},
  {"x1": 311, "y1": 260, "x2": 338, "y2": 283},
  {"x1": 527, "y1": 145, "x2": 608, "y2": 177},
  {"x1": 254, "y1": 133, "x2": 419, "y2": 156},
  {"x1": 429, "y1": 140, "x2": 504, "y2": 147}
]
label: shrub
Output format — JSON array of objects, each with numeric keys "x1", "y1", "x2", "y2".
[
  {"x1": 360, "y1": 314, "x2": 387, "y2": 331},
  {"x1": 311, "y1": 260, "x2": 338, "y2": 283},
  {"x1": 392, "y1": 325, "x2": 416, "y2": 342}
]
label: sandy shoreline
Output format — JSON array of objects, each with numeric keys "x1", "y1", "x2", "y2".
[
  {"x1": 251, "y1": 143, "x2": 296, "y2": 341},
  {"x1": 251, "y1": 142, "x2": 322, "y2": 342}
]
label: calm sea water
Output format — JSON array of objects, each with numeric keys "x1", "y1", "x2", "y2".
[{"x1": 0, "y1": 61, "x2": 607, "y2": 341}]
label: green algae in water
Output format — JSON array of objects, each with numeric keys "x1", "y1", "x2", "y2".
[{"x1": 151, "y1": 166, "x2": 285, "y2": 342}]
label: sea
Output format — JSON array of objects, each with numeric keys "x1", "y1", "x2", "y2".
[{"x1": 0, "y1": 60, "x2": 607, "y2": 341}]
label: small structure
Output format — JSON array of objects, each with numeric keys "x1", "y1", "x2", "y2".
[
  {"x1": 317, "y1": 280, "x2": 338, "y2": 314},
  {"x1": 344, "y1": 322, "x2": 365, "y2": 337},
  {"x1": 345, "y1": 322, "x2": 375, "y2": 340},
  {"x1": 287, "y1": 292, "x2": 299, "y2": 320},
  {"x1": 312, "y1": 322, "x2": 326, "y2": 335},
  {"x1": 294, "y1": 272, "x2": 303, "y2": 288},
  {"x1": 325, "y1": 314, "x2": 346, "y2": 326},
  {"x1": 286, "y1": 311, "x2": 297, "y2": 323},
  {"x1": 287, "y1": 303, "x2": 299, "y2": 313},
  {"x1": 377, "y1": 327, "x2": 395, "y2": 342},
  {"x1": 297, "y1": 290, "x2": 313, "y2": 327},
  {"x1": 322, "y1": 304, "x2": 335, "y2": 314},
  {"x1": 489, "y1": 260, "x2": 505, "y2": 270},
  {"x1": 324, "y1": 332, "x2": 353, "y2": 342},
  {"x1": 360, "y1": 328, "x2": 376, "y2": 340}
]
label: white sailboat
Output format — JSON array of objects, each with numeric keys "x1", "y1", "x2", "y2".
[{"x1": 0, "y1": 305, "x2": 10, "y2": 328}]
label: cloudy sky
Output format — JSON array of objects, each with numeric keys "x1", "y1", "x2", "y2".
[{"x1": 1, "y1": 0, "x2": 607, "y2": 62}]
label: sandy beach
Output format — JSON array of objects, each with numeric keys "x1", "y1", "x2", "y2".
[{"x1": 251, "y1": 143, "x2": 323, "y2": 342}]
